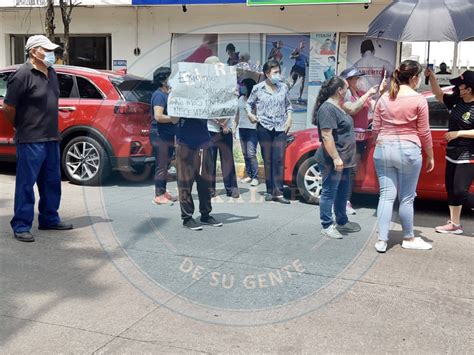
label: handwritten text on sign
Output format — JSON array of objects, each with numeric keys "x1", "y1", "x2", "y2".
[{"x1": 168, "y1": 62, "x2": 238, "y2": 119}]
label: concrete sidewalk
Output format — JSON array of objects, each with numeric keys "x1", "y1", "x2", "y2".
[{"x1": 0, "y1": 169, "x2": 472, "y2": 353}]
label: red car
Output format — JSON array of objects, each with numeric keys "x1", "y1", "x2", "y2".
[
  {"x1": 0, "y1": 65, "x2": 155, "y2": 185},
  {"x1": 284, "y1": 89, "x2": 474, "y2": 203}
]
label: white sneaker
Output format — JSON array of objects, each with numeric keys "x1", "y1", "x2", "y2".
[
  {"x1": 240, "y1": 177, "x2": 252, "y2": 184},
  {"x1": 168, "y1": 166, "x2": 176, "y2": 175},
  {"x1": 401, "y1": 237, "x2": 432, "y2": 250},
  {"x1": 250, "y1": 178, "x2": 259, "y2": 186},
  {"x1": 321, "y1": 224, "x2": 343, "y2": 239},
  {"x1": 346, "y1": 201, "x2": 356, "y2": 215},
  {"x1": 374, "y1": 240, "x2": 387, "y2": 253}
]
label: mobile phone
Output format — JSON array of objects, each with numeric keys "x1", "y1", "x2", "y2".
[{"x1": 425, "y1": 64, "x2": 434, "y2": 85}]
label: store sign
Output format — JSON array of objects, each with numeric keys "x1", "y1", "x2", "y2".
[
  {"x1": 132, "y1": 0, "x2": 243, "y2": 4},
  {"x1": 247, "y1": 0, "x2": 369, "y2": 5},
  {"x1": 113, "y1": 59, "x2": 127, "y2": 74},
  {"x1": 13, "y1": 0, "x2": 47, "y2": 6}
]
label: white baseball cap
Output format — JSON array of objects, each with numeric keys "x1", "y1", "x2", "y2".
[{"x1": 25, "y1": 35, "x2": 59, "y2": 51}]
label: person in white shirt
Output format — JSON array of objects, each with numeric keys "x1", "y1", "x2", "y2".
[{"x1": 235, "y1": 78, "x2": 259, "y2": 186}]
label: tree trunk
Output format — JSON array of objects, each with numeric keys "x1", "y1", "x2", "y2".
[
  {"x1": 59, "y1": 0, "x2": 78, "y2": 65},
  {"x1": 45, "y1": 0, "x2": 55, "y2": 41}
]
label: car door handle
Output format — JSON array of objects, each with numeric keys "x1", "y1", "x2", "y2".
[{"x1": 59, "y1": 106, "x2": 76, "y2": 112}]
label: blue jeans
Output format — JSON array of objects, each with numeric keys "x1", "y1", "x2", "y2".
[
  {"x1": 239, "y1": 128, "x2": 258, "y2": 179},
  {"x1": 373, "y1": 141, "x2": 422, "y2": 241},
  {"x1": 11, "y1": 142, "x2": 62, "y2": 233},
  {"x1": 319, "y1": 163, "x2": 351, "y2": 229}
]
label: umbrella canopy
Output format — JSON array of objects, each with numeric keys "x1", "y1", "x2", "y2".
[{"x1": 366, "y1": 0, "x2": 474, "y2": 43}]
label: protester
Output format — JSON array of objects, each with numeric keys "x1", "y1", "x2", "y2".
[
  {"x1": 313, "y1": 76, "x2": 361, "y2": 239},
  {"x1": 246, "y1": 60, "x2": 292, "y2": 204},
  {"x1": 204, "y1": 57, "x2": 239, "y2": 198},
  {"x1": 173, "y1": 61, "x2": 223, "y2": 231},
  {"x1": 340, "y1": 67, "x2": 382, "y2": 215},
  {"x1": 235, "y1": 78, "x2": 259, "y2": 186},
  {"x1": 372, "y1": 60, "x2": 434, "y2": 253},
  {"x1": 150, "y1": 67, "x2": 178, "y2": 205},
  {"x1": 2, "y1": 35, "x2": 73, "y2": 243},
  {"x1": 425, "y1": 69, "x2": 474, "y2": 235}
]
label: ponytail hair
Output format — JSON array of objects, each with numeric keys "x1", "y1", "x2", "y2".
[
  {"x1": 312, "y1": 76, "x2": 346, "y2": 125},
  {"x1": 389, "y1": 60, "x2": 422, "y2": 100}
]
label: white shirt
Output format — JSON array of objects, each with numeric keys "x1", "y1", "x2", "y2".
[
  {"x1": 207, "y1": 117, "x2": 233, "y2": 133},
  {"x1": 237, "y1": 95, "x2": 256, "y2": 130},
  {"x1": 353, "y1": 51, "x2": 395, "y2": 93}
]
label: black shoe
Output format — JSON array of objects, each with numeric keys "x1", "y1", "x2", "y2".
[
  {"x1": 38, "y1": 222, "x2": 73, "y2": 230},
  {"x1": 210, "y1": 190, "x2": 217, "y2": 198},
  {"x1": 264, "y1": 193, "x2": 273, "y2": 202},
  {"x1": 200, "y1": 215, "x2": 223, "y2": 227},
  {"x1": 226, "y1": 190, "x2": 240, "y2": 198},
  {"x1": 14, "y1": 231, "x2": 35, "y2": 243},
  {"x1": 274, "y1": 196, "x2": 291, "y2": 204},
  {"x1": 183, "y1": 218, "x2": 203, "y2": 231}
]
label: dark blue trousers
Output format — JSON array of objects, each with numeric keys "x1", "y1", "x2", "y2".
[
  {"x1": 10, "y1": 142, "x2": 62, "y2": 233},
  {"x1": 256, "y1": 124, "x2": 286, "y2": 197}
]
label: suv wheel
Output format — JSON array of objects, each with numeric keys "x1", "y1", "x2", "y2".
[
  {"x1": 296, "y1": 156, "x2": 322, "y2": 205},
  {"x1": 62, "y1": 136, "x2": 111, "y2": 185}
]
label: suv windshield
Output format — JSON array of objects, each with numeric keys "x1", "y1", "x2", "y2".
[{"x1": 110, "y1": 75, "x2": 159, "y2": 104}]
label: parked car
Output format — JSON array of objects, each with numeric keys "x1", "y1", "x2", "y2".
[
  {"x1": 284, "y1": 88, "x2": 474, "y2": 204},
  {"x1": 0, "y1": 65, "x2": 156, "y2": 185}
]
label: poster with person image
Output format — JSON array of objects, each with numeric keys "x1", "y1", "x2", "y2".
[
  {"x1": 308, "y1": 32, "x2": 338, "y2": 84},
  {"x1": 266, "y1": 34, "x2": 310, "y2": 112},
  {"x1": 346, "y1": 35, "x2": 396, "y2": 94},
  {"x1": 171, "y1": 34, "x2": 218, "y2": 64}
]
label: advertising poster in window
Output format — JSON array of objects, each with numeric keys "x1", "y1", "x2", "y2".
[
  {"x1": 266, "y1": 34, "x2": 310, "y2": 113},
  {"x1": 308, "y1": 32, "x2": 337, "y2": 84},
  {"x1": 172, "y1": 34, "x2": 218, "y2": 65},
  {"x1": 346, "y1": 35, "x2": 396, "y2": 93}
]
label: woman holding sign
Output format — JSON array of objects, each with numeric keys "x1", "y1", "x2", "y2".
[{"x1": 246, "y1": 60, "x2": 293, "y2": 204}]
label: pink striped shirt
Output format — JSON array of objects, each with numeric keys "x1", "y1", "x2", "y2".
[{"x1": 373, "y1": 93, "x2": 433, "y2": 150}]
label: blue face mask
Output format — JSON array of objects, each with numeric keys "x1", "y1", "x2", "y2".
[
  {"x1": 270, "y1": 74, "x2": 281, "y2": 84},
  {"x1": 43, "y1": 51, "x2": 56, "y2": 67},
  {"x1": 239, "y1": 86, "x2": 248, "y2": 96}
]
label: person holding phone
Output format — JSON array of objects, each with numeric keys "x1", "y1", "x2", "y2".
[
  {"x1": 425, "y1": 69, "x2": 474, "y2": 235},
  {"x1": 313, "y1": 76, "x2": 361, "y2": 239},
  {"x1": 372, "y1": 60, "x2": 434, "y2": 253}
]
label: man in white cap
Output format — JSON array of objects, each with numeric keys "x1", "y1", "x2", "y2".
[{"x1": 2, "y1": 35, "x2": 73, "y2": 243}]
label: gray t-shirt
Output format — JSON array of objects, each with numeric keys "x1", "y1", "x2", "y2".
[{"x1": 314, "y1": 101, "x2": 356, "y2": 168}]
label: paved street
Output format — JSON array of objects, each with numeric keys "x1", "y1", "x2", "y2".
[{"x1": 0, "y1": 164, "x2": 473, "y2": 353}]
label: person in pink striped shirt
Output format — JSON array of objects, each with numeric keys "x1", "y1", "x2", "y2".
[{"x1": 372, "y1": 60, "x2": 435, "y2": 253}]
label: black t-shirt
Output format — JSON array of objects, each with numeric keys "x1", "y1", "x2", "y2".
[
  {"x1": 150, "y1": 89, "x2": 177, "y2": 139},
  {"x1": 315, "y1": 101, "x2": 356, "y2": 168},
  {"x1": 443, "y1": 93, "x2": 474, "y2": 163},
  {"x1": 4, "y1": 61, "x2": 60, "y2": 144}
]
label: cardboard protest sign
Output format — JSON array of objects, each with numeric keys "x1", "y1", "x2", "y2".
[{"x1": 168, "y1": 62, "x2": 238, "y2": 119}]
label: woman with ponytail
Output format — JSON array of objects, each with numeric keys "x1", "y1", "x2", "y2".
[
  {"x1": 372, "y1": 60, "x2": 435, "y2": 253},
  {"x1": 313, "y1": 76, "x2": 361, "y2": 240}
]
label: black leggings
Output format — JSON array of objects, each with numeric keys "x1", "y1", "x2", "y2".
[{"x1": 445, "y1": 161, "x2": 474, "y2": 207}]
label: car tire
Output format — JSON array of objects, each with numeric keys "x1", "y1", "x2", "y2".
[
  {"x1": 62, "y1": 136, "x2": 111, "y2": 185},
  {"x1": 119, "y1": 164, "x2": 152, "y2": 182},
  {"x1": 296, "y1": 156, "x2": 323, "y2": 205}
]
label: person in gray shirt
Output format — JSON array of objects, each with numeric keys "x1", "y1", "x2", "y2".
[{"x1": 246, "y1": 60, "x2": 293, "y2": 204}]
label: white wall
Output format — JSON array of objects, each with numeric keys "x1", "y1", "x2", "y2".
[{"x1": 0, "y1": 1, "x2": 391, "y2": 77}]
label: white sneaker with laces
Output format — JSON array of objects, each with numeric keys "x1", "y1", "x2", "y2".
[
  {"x1": 374, "y1": 240, "x2": 387, "y2": 253},
  {"x1": 321, "y1": 224, "x2": 343, "y2": 239},
  {"x1": 346, "y1": 201, "x2": 356, "y2": 215},
  {"x1": 240, "y1": 177, "x2": 252, "y2": 184},
  {"x1": 250, "y1": 178, "x2": 259, "y2": 186},
  {"x1": 401, "y1": 237, "x2": 432, "y2": 250}
]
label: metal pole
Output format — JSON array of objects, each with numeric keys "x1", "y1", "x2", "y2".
[{"x1": 452, "y1": 42, "x2": 459, "y2": 76}]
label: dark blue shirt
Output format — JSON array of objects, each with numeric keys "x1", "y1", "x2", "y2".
[
  {"x1": 4, "y1": 61, "x2": 60, "y2": 143},
  {"x1": 176, "y1": 118, "x2": 210, "y2": 149},
  {"x1": 150, "y1": 89, "x2": 177, "y2": 138}
]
